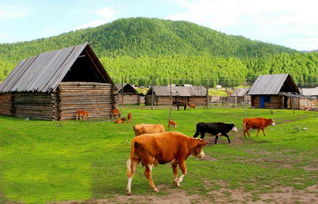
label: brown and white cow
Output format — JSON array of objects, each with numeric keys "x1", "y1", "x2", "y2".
[
  {"x1": 133, "y1": 124, "x2": 165, "y2": 136},
  {"x1": 243, "y1": 117, "x2": 276, "y2": 137},
  {"x1": 126, "y1": 132, "x2": 208, "y2": 195}
]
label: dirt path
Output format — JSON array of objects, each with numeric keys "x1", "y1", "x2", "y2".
[{"x1": 53, "y1": 184, "x2": 318, "y2": 204}]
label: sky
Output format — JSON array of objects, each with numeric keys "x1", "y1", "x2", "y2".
[{"x1": 0, "y1": 0, "x2": 317, "y2": 51}]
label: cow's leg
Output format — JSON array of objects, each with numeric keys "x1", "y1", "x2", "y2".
[
  {"x1": 215, "y1": 135, "x2": 219, "y2": 144},
  {"x1": 144, "y1": 164, "x2": 158, "y2": 192},
  {"x1": 245, "y1": 127, "x2": 251, "y2": 138},
  {"x1": 126, "y1": 158, "x2": 139, "y2": 195},
  {"x1": 172, "y1": 162, "x2": 179, "y2": 186},
  {"x1": 256, "y1": 129, "x2": 260, "y2": 137},
  {"x1": 176, "y1": 161, "x2": 187, "y2": 187},
  {"x1": 262, "y1": 129, "x2": 266, "y2": 136},
  {"x1": 193, "y1": 130, "x2": 199, "y2": 138},
  {"x1": 184, "y1": 104, "x2": 186, "y2": 110},
  {"x1": 200, "y1": 131, "x2": 205, "y2": 139},
  {"x1": 224, "y1": 134, "x2": 231, "y2": 143}
]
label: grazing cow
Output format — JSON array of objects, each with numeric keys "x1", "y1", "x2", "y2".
[
  {"x1": 127, "y1": 112, "x2": 132, "y2": 121},
  {"x1": 133, "y1": 124, "x2": 165, "y2": 136},
  {"x1": 189, "y1": 104, "x2": 196, "y2": 109},
  {"x1": 193, "y1": 122, "x2": 238, "y2": 144},
  {"x1": 114, "y1": 118, "x2": 126, "y2": 124},
  {"x1": 111, "y1": 108, "x2": 121, "y2": 118},
  {"x1": 173, "y1": 101, "x2": 187, "y2": 110},
  {"x1": 168, "y1": 119, "x2": 177, "y2": 128},
  {"x1": 126, "y1": 132, "x2": 208, "y2": 195},
  {"x1": 243, "y1": 118, "x2": 275, "y2": 137},
  {"x1": 76, "y1": 110, "x2": 90, "y2": 120}
]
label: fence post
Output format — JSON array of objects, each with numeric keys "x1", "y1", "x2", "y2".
[
  {"x1": 151, "y1": 79, "x2": 154, "y2": 110},
  {"x1": 206, "y1": 83, "x2": 209, "y2": 109},
  {"x1": 168, "y1": 78, "x2": 172, "y2": 122},
  {"x1": 121, "y1": 76, "x2": 124, "y2": 106}
]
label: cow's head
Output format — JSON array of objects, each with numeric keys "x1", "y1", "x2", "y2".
[
  {"x1": 231, "y1": 123, "x2": 238, "y2": 132},
  {"x1": 193, "y1": 139, "x2": 208, "y2": 158},
  {"x1": 269, "y1": 119, "x2": 276, "y2": 126}
]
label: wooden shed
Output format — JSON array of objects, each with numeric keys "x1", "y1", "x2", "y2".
[
  {"x1": 145, "y1": 85, "x2": 207, "y2": 106},
  {"x1": 115, "y1": 83, "x2": 140, "y2": 105},
  {"x1": 299, "y1": 88, "x2": 318, "y2": 110},
  {"x1": 248, "y1": 74, "x2": 300, "y2": 109},
  {"x1": 231, "y1": 88, "x2": 251, "y2": 104},
  {"x1": 0, "y1": 43, "x2": 115, "y2": 120}
]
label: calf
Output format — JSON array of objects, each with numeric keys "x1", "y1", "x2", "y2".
[
  {"x1": 76, "y1": 110, "x2": 90, "y2": 120},
  {"x1": 127, "y1": 112, "x2": 132, "y2": 121},
  {"x1": 114, "y1": 118, "x2": 126, "y2": 124},
  {"x1": 168, "y1": 119, "x2": 177, "y2": 128},
  {"x1": 111, "y1": 108, "x2": 121, "y2": 118},
  {"x1": 133, "y1": 124, "x2": 165, "y2": 136},
  {"x1": 243, "y1": 118, "x2": 275, "y2": 137},
  {"x1": 193, "y1": 122, "x2": 238, "y2": 144},
  {"x1": 189, "y1": 104, "x2": 196, "y2": 109},
  {"x1": 126, "y1": 132, "x2": 208, "y2": 195}
]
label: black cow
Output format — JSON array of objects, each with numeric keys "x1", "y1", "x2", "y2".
[
  {"x1": 173, "y1": 101, "x2": 187, "y2": 110},
  {"x1": 193, "y1": 122, "x2": 238, "y2": 144}
]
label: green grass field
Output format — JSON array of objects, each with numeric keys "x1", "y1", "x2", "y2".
[{"x1": 0, "y1": 108, "x2": 317, "y2": 203}]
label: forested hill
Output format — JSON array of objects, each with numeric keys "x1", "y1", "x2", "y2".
[
  {"x1": 1, "y1": 17, "x2": 317, "y2": 87},
  {"x1": 0, "y1": 17, "x2": 296, "y2": 63}
]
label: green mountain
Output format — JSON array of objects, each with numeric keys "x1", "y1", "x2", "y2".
[
  {"x1": 2, "y1": 17, "x2": 318, "y2": 87},
  {"x1": 0, "y1": 17, "x2": 296, "y2": 63}
]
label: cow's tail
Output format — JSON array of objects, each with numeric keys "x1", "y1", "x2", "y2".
[{"x1": 127, "y1": 140, "x2": 137, "y2": 177}]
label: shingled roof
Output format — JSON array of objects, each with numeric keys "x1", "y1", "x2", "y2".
[
  {"x1": 148, "y1": 86, "x2": 207, "y2": 97},
  {"x1": 0, "y1": 43, "x2": 113, "y2": 93},
  {"x1": 248, "y1": 74, "x2": 300, "y2": 95}
]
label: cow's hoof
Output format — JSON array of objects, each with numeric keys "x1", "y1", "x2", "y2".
[
  {"x1": 173, "y1": 181, "x2": 180, "y2": 187},
  {"x1": 153, "y1": 188, "x2": 159, "y2": 192},
  {"x1": 126, "y1": 192, "x2": 132, "y2": 196}
]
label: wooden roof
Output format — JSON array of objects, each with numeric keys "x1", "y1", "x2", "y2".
[
  {"x1": 248, "y1": 74, "x2": 300, "y2": 95},
  {"x1": 147, "y1": 85, "x2": 207, "y2": 97},
  {"x1": 0, "y1": 43, "x2": 113, "y2": 93},
  {"x1": 231, "y1": 88, "x2": 249, "y2": 97},
  {"x1": 114, "y1": 83, "x2": 139, "y2": 95},
  {"x1": 301, "y1": 88, "x2": 318, "y2": 96}
]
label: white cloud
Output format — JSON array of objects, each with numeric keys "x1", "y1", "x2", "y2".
[
  {"x1": 0, "y1": 5, "x2": 30, "y2": 19},
  {"x1": 76, "y1": 7, "x2": 117, "y2": 29},
  {"x1": 168, "y1": 0, "x2": 318, "y2": 50}
]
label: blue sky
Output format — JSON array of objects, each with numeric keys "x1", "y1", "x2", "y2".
[{"x1": 0, "y1": 0, "x2": 317, "y2": 50}]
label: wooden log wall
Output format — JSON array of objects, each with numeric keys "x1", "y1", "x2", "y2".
[
  {"x1": 252, "y1": 95, "x2": 282, "y2": 109},
  {"x1": 57, "y1": 82, "x2": 113, "y2": 120},
  {"x1": 116, "y1": 94, "x2": 139, "y2": 105},
  {"x1": 189, "y1": 97, "x2": 207, "y2": 105},
  {"x1": 0, "y1": 93, "x2": 13, "y2": 116},
  {"x1": 14, "y1": 93, "x2": 54, "y2": 120}
]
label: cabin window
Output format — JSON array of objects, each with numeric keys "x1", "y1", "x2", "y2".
[{"x1": 264, "y1": 96, "x2": 271, "y2": 102}]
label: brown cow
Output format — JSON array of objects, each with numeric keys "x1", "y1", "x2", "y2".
[
  {"x1": 127, "y1": 112, "x2": 132, "y2": 121},
  {"x1": 126, "y1": 132, "x2": 208, "y2": 195},
  {"x1": 243, "y1": 118, "x2": 276, "y2": 137},
  {"x1": 111, "y1": 108, "x2": 121, "y2": 118},
  {"x1": 189, "y1": 104, "x2": 196, "y2": 109},
  {"x1": 168, "y1": 119, "x2": 177, "y2": 128},
  {"x1": 133, "y1": 124, "x2": 165, "y2": 136}
]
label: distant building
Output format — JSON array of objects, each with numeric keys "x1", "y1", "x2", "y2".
[
  {"x1": 231, "y1": 88, "x2": 251, "y2": 104},
  {"x1": 145, "y1": 85, "x2": 207, "y2": 106},
  {"x1": 115, "y1": 83, "x2": 141, "y2": 105},
  {"x1": 248, "y1": 74, "x2": 300, "y2": 109}
]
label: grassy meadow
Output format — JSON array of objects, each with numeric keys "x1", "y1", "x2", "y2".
[{"x1": 0, "y1": 107, "x2": 317, "y2": 203}]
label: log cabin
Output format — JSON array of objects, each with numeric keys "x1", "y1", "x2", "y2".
[
  {"x1": 0, "y1": 43, "x2": 115, "y2": 120},
  {"x1": 248, "y1": 74, "x2": 300, "y2": 109}
]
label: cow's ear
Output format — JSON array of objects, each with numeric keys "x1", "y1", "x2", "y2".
[{"x1": 198, "y1": 140, "x2": 208, "y2": 147}]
